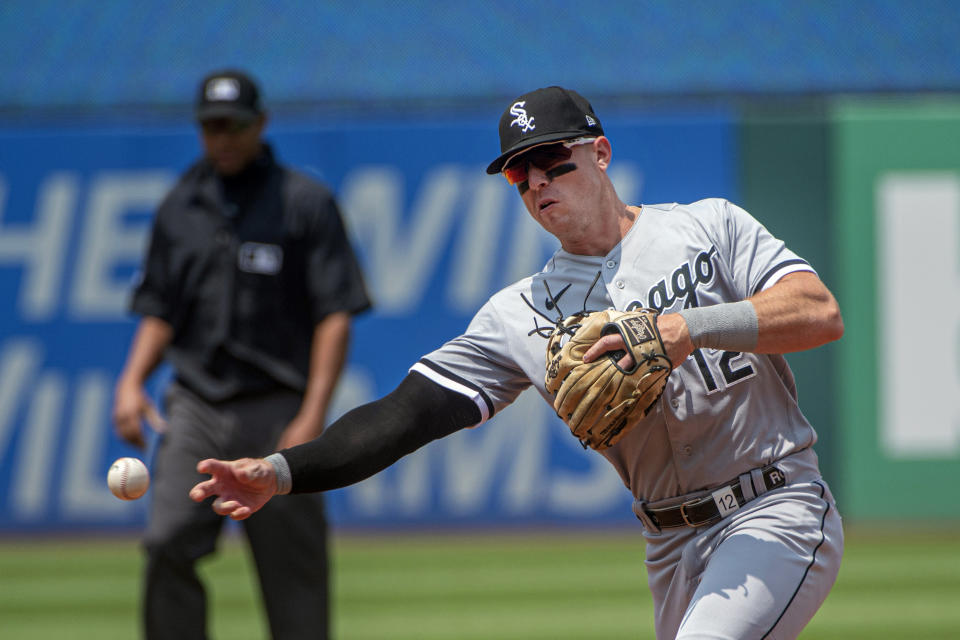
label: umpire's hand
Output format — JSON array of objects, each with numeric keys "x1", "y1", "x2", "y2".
[{"x1": 190, "y1": 458, "x2": 278, "y2": 520}]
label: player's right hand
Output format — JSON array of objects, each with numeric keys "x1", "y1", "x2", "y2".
[
  {"x1": 189, "y1": 458, "x2": 278, "y2": 520},
  {"x1": 653, "y1": 312, "x2": 696, "y2": 365}
]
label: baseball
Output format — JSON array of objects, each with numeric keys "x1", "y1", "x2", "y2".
[{"x1": 107, "y1": 457, "x2": 150, "y2": 500}]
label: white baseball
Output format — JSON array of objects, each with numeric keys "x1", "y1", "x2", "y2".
[{"x1": 107, "y1": 457, "x2": 150, "y2": 500}]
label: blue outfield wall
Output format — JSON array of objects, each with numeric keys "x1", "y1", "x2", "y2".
[
  {"x1": 3, "y1": 0, "x2": 958, "y2": 107},
  {"x1": 0, "y1": 110, "x2": 736, "y2": 532}
]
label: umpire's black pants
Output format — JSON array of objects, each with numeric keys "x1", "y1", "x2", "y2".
[{"x1": 142, "y1": 382, "x2": 329, "y2": 640}]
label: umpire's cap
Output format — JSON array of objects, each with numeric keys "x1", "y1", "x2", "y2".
[
  {"x1": 195, "y1": 69, "x2": 263, "y2": 122},
  {"x1": 486, "y1": 86, "x2": 604, "y2": 175}
]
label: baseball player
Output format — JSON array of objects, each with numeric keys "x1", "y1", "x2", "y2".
[{"x1": 190, "y1": 86, "x2": 845, "y2": 639}]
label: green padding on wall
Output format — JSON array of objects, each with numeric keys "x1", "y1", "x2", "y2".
[
  {"x1": 739, "y1": 110, "x2": 842, "y2": 496},
  {"x1": 832, "y1": 98, "x2": 960, "y2": 519}
]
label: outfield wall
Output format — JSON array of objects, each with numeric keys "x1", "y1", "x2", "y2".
[
  {"x1": 1, "y1": 98, "x2": 957, "y2": 531},
  {"x1": 0, "y1": 110, "x2": 736, "y2": 531},
  {"x1": 832, "y1": 99, "x2": 960, "y2": 519}
]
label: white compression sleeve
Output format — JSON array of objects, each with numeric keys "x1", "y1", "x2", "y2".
[{"x1": 678, "y1": 300, "x2": 759, "y2": 353}]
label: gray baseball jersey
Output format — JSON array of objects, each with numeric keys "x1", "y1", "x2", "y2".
[
  {"x1": 413, "y1": 198, "x2": 817, "y2": 502},
  {"x1": 412, "y1": 198, "x2": 843, "y2": 638}
]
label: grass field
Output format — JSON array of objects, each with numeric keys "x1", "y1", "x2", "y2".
[{"x1": 1, "y1": 526, "x2": 958, "y2": 639}]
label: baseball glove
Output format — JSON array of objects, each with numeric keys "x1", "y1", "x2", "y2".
[{"x1": 545, "y1": 309, "x2": 672, "y2": 450}]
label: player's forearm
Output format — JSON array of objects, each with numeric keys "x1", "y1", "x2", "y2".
[
  {"x1": 272, "y1": 372, "x2": 482, "y2": 494},
  {"x1": 750, "y1": 272, "x2": 843, "y2": 353},
  {"x1": 676, "y1": 272, "x2": 842, "y2": 355},
  {"x1": 117, "y1": 316, "x2": 174, "y2": 386}
]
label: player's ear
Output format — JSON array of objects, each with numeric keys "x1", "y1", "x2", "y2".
[{"x1": 594, "y1": 136, "x2": 612, "y2": 170}]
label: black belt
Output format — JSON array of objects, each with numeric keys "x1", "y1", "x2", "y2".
[{"x1": 643, "y1": 464, "x2": 786, "y2": 530}]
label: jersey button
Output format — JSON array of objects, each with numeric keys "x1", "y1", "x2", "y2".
[
  {"x1": 615, "y1": 280, "x2": 625, "y2": 289},
  {"x1": 671, "y1": 398, "x2": 680, "y2": 409},
  {"x1": 606, "y1": 259, "x2": 616, "y2": 269},
  {"x1": 680, "y1": 445, "x2": 692, "y2": 456}
]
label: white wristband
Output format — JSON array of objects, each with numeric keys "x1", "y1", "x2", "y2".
[
  {"x1": 265, "y1": 452, "x2": 292, "y2": 495},
  {"x1": 678, "y1": 300, "x2": 759, "y2": 353}
]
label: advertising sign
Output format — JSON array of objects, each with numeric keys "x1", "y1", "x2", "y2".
[{"x1": 0, "y1": 113, "x2": 735, "y2": 531}]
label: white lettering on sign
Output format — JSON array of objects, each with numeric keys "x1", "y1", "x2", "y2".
[
  {"x1": 446, "y1": 176, "x2": 509, "y2": 313},
  {"x1": 0, "y1": 340, "x2": 45, "y2": 516},
  {"x1": 11, "y1": 367, "x2": 64, "y2": 518},
  {"x1": 442, "y1": 390, "x2": 548, "y2": 515},
  {"x1": 0, "y1": 340, "x2": 139, "y2": 521},
  {"x1": 877, "y1": 172, "x2": 960, "y2": 457},
  {"x1": 342, "y1": 383, "x2": 626, "y2": 519},
  {"x1": 0, "y1": 170, "x2": 172, "y2": 320},
  {"x1": 62, "y1": 372, "x2": 132, "y2": 517},
  {"x1": 341, "y1": 163, "x2": 643, "y2": 315},
  {"x1": 0, "y1": 159, "x2": 648, "y2": 527},
  {"x1": 0, "y1": 173, "x2": 75, "y2": 319},
  {"x1": 0, "y1": 161, "x2": 645, "y2": 324},
  {"x1": 71, "y1": 171, "x2": 174, "y2": 318},
  {"x1": 339, "y1": 166, "x2": 460, "y2": 314}
]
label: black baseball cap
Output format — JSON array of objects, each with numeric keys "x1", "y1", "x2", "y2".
[
  {"x1": 486, "y1": 86, "x2": 604, "y2": 175},
  {"x1": 195, "y1": 69, "x2": 263, "y2": 123}
]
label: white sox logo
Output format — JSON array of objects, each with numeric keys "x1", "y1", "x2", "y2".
[{"x1": 509, "y1": 101, "x2": 536, "y2": 133}]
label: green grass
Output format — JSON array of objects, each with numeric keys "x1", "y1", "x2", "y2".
[{"x1": 0, "y1": 526, "x2": 958, "y2": 639}]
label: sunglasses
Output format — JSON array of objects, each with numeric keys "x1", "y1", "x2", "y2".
[
  {"x1": 502, "y1": 137, "x2": 596, "y2": 187},
  {"x1": 200, "y1": 118, "x2": 255, "y2": 135}
]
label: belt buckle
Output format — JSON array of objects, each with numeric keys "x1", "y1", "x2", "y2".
[{"x1": 679, "y1": 498, "x2": 701, "y2": 527}]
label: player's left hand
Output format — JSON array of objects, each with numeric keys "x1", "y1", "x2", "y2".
[{"x1": 189, "y1": 458, "x2": 278, "y2": 520}]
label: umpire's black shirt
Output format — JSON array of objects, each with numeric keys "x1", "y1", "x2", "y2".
[{"x1": 131, "y1": 145, "x2": 371, "y2": 402}]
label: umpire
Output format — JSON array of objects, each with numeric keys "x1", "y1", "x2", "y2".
[{"x1": 112, "y1": 69, "x2": 371, "y2": 639}]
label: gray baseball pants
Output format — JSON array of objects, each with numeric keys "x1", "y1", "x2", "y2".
[
  {"x1": 644, "y1": 478, "x2": 843, "y2": 639},
  {"x1": 142, "y1": 382, "x2": 329, "y2": 640}
]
